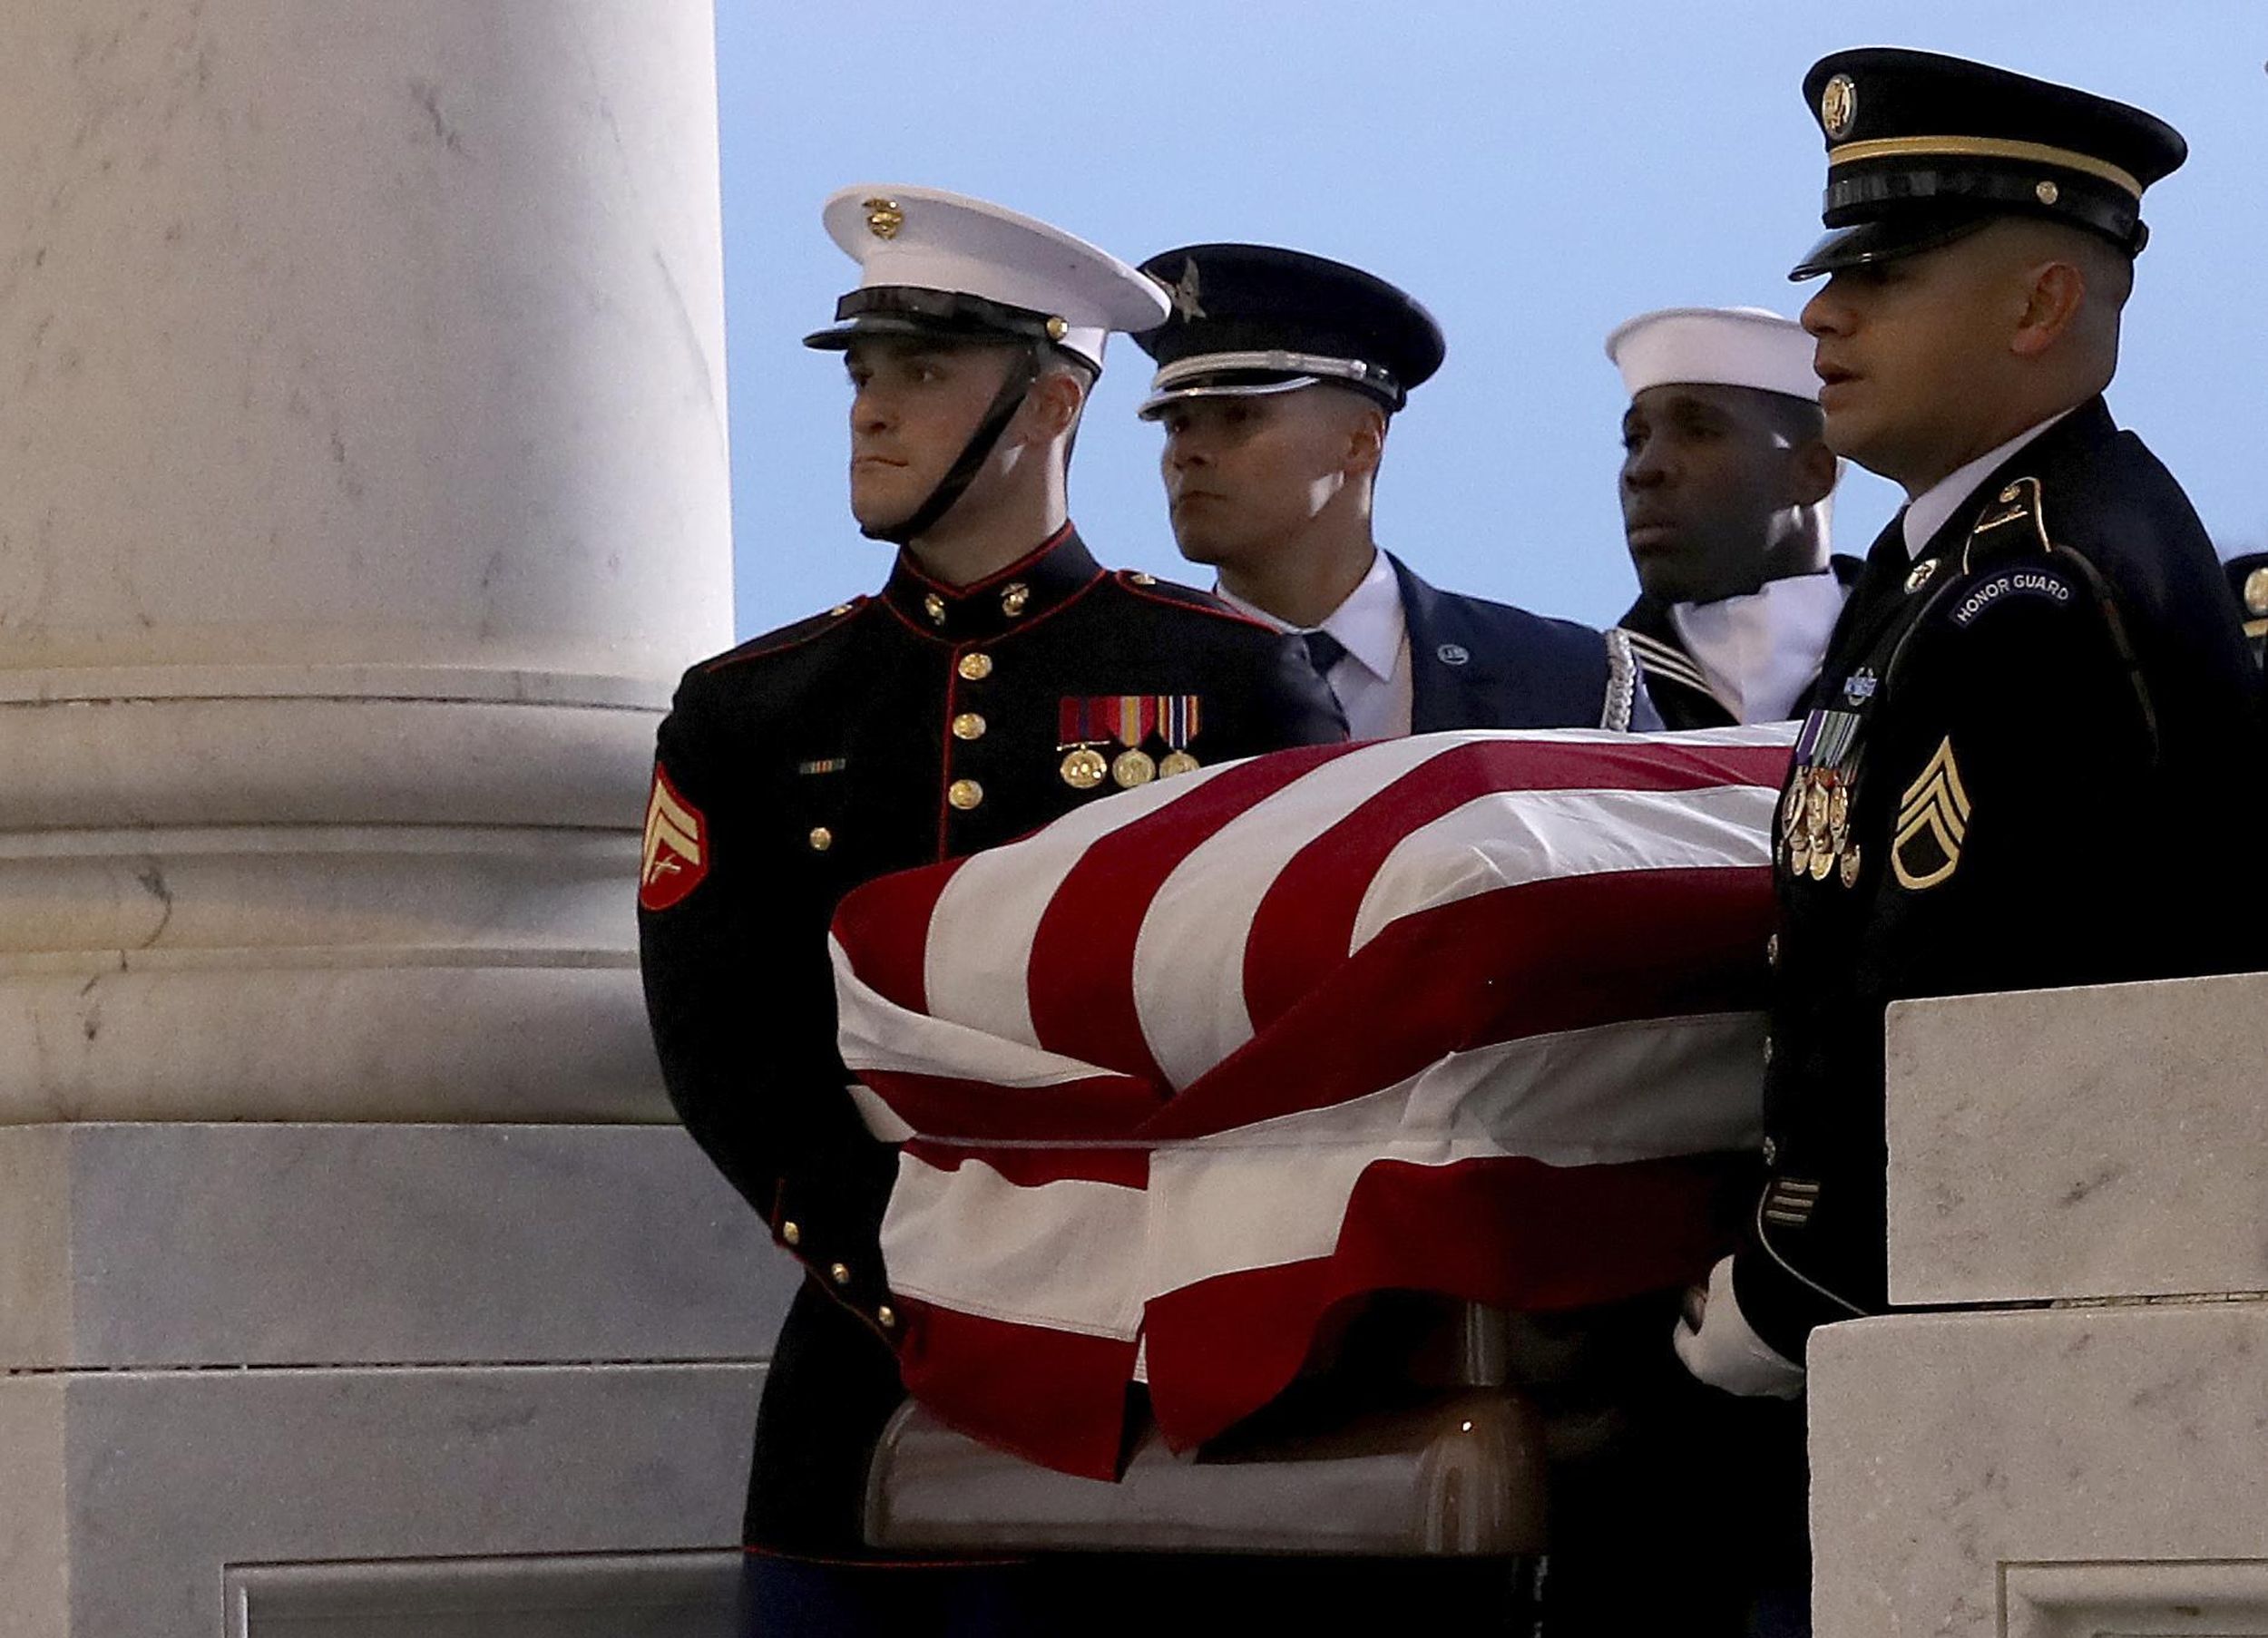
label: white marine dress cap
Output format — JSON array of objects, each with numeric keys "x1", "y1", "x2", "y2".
[{"x1": 803, "y1": 184, "x2": 1169, "y2": 373}]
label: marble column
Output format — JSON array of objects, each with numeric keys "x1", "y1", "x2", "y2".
[{"x1": 0, "y1": 4, "x2": 790, "y2": 1631}]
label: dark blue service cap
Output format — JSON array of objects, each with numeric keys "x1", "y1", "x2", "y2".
[
  {"x1": 1792, "y1": 48, "x2": 2186, "y2": 279},
  {"x1": 1130, "y1": 244, "x2": 1445, "y2": 417}
]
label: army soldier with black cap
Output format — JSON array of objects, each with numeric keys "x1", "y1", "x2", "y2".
[
  {"x1": 1608, "y1": 306, "x2": 1859, "y2": 727},
  {"x1": 1677, "y1": 37, "x2": 2263, "y2": 1504},
  {"x1": 1136, "y1": 244, "x2": 1643, "y2": 736},
  {"x1": 638, "y1": 185, "x2": 1343, "y2": 1635}
]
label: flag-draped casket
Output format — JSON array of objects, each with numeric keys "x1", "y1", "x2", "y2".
[{"x1": 830, "y1": 726, "x2": 1794, "y2": 1479}]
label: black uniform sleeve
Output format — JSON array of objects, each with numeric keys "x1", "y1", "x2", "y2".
[
  {"x1": 637, "y1": 681, "x2": 895, "y2": 1306},
  {"x1": 1736, "y1": 554, "x2": 2165, "y2": 1358},
  {"x1": 1206, "y1": 629, "x2": 1349, "y2": 758}
]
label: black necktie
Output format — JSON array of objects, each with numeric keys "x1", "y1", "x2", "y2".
[{"x1": 1303, "y1": 629, "x2": 1349, "y2": 685}]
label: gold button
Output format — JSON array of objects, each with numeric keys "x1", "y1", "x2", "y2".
[
  {"x1": 952, "y1": 713, "x2": 986, "y2": 741},
  {"x1": 830, "y1": 1262, "x2": 852, "y2": 1286},
  {"x1": 958, "y1": 652, "x2": 993, "y2": 681},
  {"x1": 1999, "y1": 484, "x2": 2022, "y2": 503},
  {"x1": 1001, "y1": 582, "x2": 1030, "y2": 617},
  {"x1": 780, "y1": 1221, "x2": 801, "y2": 1247},
  {"x1": 807, "y1": 827, "x2": 833, "y2": 852},
  {"x1": 948, "y1": 779, "x2": 983, "y2": 811},
  {"x1": 2035, "y1": 179, "x2": 2059, "y2": 206},
  {"x1": 1044, "y1": 316, "x2": 1069, "y2": 341},
  {"x1": 2246, "y1": 567, "x2": 2268, "y2": 617},
  {"x1": 924, "y1": 591, "x2": 947, "y2": 625},
  {"x1": 876, "y1": 1305, "x2": 897, "y2": 1329},
  {"x1": 829, "y1": 602, "x2": 854, "y2": 617},
  {"x1": 1128, "y1": 571, "x2": 1157, "y2": 586}
]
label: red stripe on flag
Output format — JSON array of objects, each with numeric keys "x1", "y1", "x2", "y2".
[
  {"x1": 1244, "y1": 738, "x2": 1790, "y2": 1031},
  {"x1": 832, "y1": 856, "x2": 967, "y2": 1014},
  {"x1": 1137, "y1": 1152, "x2": 1745, "y2": 1453},
  {"x1": 1024, "y1": 742, "x2": 1355, "y2": 1087},
  {"x1": 892, "y1": 1297, "x2": 1140, "y2": 1481},
  {"x1": 1137, "y1": 865, "x2": 1774, "y2": 1143}
]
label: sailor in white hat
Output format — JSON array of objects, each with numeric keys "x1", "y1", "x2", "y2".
[
  {"x1": 640, "y1": 185, "x2": 1344, "y2": 1638},
  {"x1": 1608, "y1": 307, "x2": 1853, "y2": 728}
]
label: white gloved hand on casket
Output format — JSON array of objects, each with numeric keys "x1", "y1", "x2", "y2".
[{"x1": 1673, "y1": 1253, "x2": 1806, "y2": 1399}]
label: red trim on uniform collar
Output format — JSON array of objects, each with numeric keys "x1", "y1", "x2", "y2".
[
  {"x1": 893, "y1": 522, "x2": 1079, "y2": 597},
  {"x1": 881, "y1": 525, "x2": 1103, "y2": 644}
]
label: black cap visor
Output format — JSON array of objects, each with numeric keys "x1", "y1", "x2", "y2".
[
  {"x1": 803, "y1": 285, "x2": 1061, "y2": 353},
  {"x1": 1789, "y1": 212, "x2": 1995, "y2": 280}
]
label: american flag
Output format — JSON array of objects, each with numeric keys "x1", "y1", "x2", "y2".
[{"x1": 831, "y1": 726, "x2": 1794, "y2": 1479}]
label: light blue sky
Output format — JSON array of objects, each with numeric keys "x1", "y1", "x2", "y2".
[{"x1": 715, "y1": 3, "x2": 2267, "y2": 640}]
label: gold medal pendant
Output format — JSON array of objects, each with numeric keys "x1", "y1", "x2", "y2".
[
  {"x1": 1839, "y1": 844, "x2": 1862, "y2": 889},
  {"x1": 1808, "y1": 844, "x2": 1834, "y2": 882},
  {"x1": 1158, "y1": 749, "x2": 1201, "y2": 779},
  {"x1": 1788, "y1": 837, "x2": 1812, "y2": 878},
  {"x1": 1781, "y1": 779, "x2": 1807, "y2": 840},
  {"x1": 1060, "y1": 747, "x2": 1109, "y2": 790},
  {"x1": 1111, "y1": 748, "x2": 1158, "y2": 788},
  {"x1": 1804, "y1": 780, "x2": 1831, "y2": 842}
]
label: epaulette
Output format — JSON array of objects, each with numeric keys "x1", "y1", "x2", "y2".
[
  {"x1": 700, "y1": 596, "x2": 869, "y2": 673},
  {"x1": 1958, "y1": 475, "x2": 2055, "y2": 572},
  {"x1": 1110, "y1": 569, "x2": 1275, "y2": 630}
]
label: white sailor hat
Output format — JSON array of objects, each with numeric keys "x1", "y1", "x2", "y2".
[
  {"x1": 801, "y1": 185, "x2": 1168, "y2": 375},
  {"x1": 1605, "y1": 307, "x2": 1820, "y2": 404}
]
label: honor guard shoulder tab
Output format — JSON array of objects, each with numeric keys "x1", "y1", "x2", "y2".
[
  {"x1": 700, "y1": 597, "x2": 869, "y2": 673},
  {"x1": 1112, "y1": 569, "x2": 1276, "y2": 629}
]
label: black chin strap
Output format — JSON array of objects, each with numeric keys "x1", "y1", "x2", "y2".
[{"x1": 865, "y1": 345, "x2": 1043, "y2": 546}]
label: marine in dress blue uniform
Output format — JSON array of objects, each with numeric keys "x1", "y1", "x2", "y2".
[
  {"x1": 1133, "y1": 244, "x2": 1638, "y2": 736},
  {"x1": 1607, "y1": 307, "x2": 1860, "y2": 728},
  {"x1": 636, "y1": 186, "x2": 1344, "y2": 1635},
  {"x1": 1674, "y1": 52, "x2": 2268, "y2": 1635}
]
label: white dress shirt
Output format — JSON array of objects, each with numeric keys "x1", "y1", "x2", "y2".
[
  {"x1": 1218, "y1": 551, "x2": 1414, "y2": 739},
  {"x1": 1901, "y1": 409, "x2": 2076, "y2": 560},
  {"x1": 1670, "y1": 570, "x2": 1851, "y2": 725}
]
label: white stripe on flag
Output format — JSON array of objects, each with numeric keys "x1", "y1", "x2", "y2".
[
  {"x1": 875, "y1": 1009, "x2": 1763, "y2": 1343},
  {"x1": 921, "y1": 759, "x2": 1241, "y2": 1048},
  {"x1": 1351, "y1": 782, "x2": 1779, "y2": 951},
  {"x1": 1133, "y1": 735, "x2": 1465, "y2": 1089},
  {"x1": 836, "y1": 934, "x2": 1115, "y2": 1093},
  {"x1": 881, "y1": 1153, "x2": 1149, "y2": 1340}
]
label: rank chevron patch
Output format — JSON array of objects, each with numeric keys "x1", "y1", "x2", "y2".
[
  {"x1": 1892, "y1": 736, "x2": 1970, "y2": 891},
  {"x1": 639, "y1": 765, "x2": 709, "y2": 912}
]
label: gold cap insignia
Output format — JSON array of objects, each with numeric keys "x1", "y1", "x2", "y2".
[
  {"x1": 2245, "y1": 566, "x2": 2268, "y2": 617},
  {"x1": 863, "y1": 198, "x2": 904, "y2": 240},
  {"x1": 1821, "y1": 73, "x2": 1858, "y2": 141},
  {"x1": 1892, "y1": 737, "x2": 1970, "y2": 891}
]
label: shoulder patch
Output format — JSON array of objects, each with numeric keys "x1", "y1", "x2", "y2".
[
  {"x1": 1960, "y1": 474, "x2": 2053, "y2": 572},
  {"x1": 639, "y1": 763, "x2": 709, "y2": 911},
  {"x1": 1946, "y1": 563, "x2": 2081, "y2": 629},
  {"x1": 702, "y1": 598, "x2": 868, "y2": 672},
  {"x1": 1112, "y1": 570, "x2": 1275, "y2": 629}
]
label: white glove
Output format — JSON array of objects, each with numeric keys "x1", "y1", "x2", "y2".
[{"x1": 1673, "y1": 1254, "x2": 1806, "y2": 1399}]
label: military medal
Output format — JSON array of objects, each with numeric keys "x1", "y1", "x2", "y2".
[
  {"x1": 1157, "y1": 694, "x2": 1202, "y2": 779},
  {"x1": 1788, "y1": 836, "x2": 1813, "y2": 877},
  {"x1": 1839, "y1": 844, "x2": 1862, "y2": 889},
  {"x1": 1059, "y1": 697, "x2": 1110, "y2": 791},
  {"x1": 1808, "y1": 845, "x2": 1834, "y2": 882},
  {"x1": 1060, "y1": 747, "x2": 1108, "y2": 789},
  {"x1": 1112, "y1": 748, "x2": 1157, "y2": 788}
]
